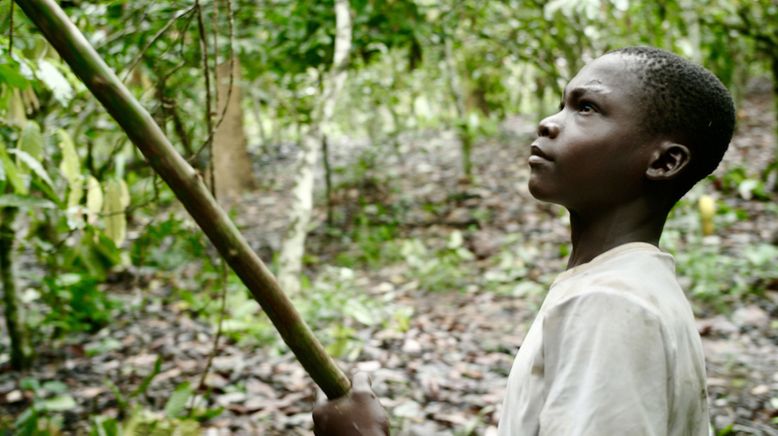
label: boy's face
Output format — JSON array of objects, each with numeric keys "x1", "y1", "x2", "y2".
[{"x1": 528, "y1": 53, "x2": 660, "y2": 213}]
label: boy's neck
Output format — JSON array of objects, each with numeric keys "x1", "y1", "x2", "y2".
[{"x1": 566, "y1": 201, "x2": 667, "y2": 269}]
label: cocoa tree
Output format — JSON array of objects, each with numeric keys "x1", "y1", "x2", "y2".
[{"x1": 14, "y1": 0, "x2": 350, "y2": 399}]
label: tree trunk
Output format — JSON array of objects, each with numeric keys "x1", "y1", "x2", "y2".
[
  {"x1": 277, "y1": 0, "x2": 352, "y2": 294},
  {"x1": 0, "y1": 206, "x2": 32, "y2": 370},
  {"x1": 17, "y1": 0, "x2": 350, "y2": 399},
  {"x1": 250, "y1": 93, "x2": 268, "y2": 151},
  {"x1": 322, "y1": 134, "x2": 334, "y2": 226},
  {"x1": 772, "y1": 55, "x2": 778, "y2": 169},
  {"x1": 212, "y1": 59, "x2": 255, "y2": 204},
  {"x1": 444, "y1": 38, "x2": 473, "y2": 184},
  {"x1": 278, "y1": 131, "x2": 320, "y2": 296}
]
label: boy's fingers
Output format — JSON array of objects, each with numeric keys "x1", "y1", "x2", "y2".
[{"x1": 351, "y1": 371, "x2": 372, "y2": 393}]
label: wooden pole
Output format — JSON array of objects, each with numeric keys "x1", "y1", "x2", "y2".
[{"x1": 15, "y1": 0, "x2": 350, "y2": 399}]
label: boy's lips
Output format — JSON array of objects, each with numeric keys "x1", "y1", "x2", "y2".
[{"x1": 529, "y1": 144, "x2": 552, "y2": 165}]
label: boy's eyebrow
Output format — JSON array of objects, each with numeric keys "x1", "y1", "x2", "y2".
[{"x1": 562, "y1": 84, "x2": 609, "y2": 100}]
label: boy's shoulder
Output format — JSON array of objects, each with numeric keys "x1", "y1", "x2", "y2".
[
  {"x1": 554, "y1": 243, "x2": 674, "y2": 290},
  {"x1": 547, "y1": 242, "x2": 687, "y2": 321}
]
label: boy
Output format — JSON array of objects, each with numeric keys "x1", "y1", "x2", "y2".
[{"x1": 312, "y1": 46, "x2": 736, "y2": 435}]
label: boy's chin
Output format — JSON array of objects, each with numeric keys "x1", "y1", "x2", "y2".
[
  {"x1": 527, "y1": 180, "x2": 553, "y2": 202},
  {"x1": 527, "y1": 181, "x2": 568, "y2": 208}
]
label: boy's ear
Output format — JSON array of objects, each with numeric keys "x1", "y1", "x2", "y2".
[{"x1": 645, "y1": 142, "x2": 691, "y2": 180}]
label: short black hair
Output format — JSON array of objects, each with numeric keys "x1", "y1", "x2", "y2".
[{"x1": 609, "y1": 46, "x2": 736, "y2": 199}]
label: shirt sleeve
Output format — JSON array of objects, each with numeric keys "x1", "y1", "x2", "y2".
[{"x1": 538, "y1": 291, "x2": 670, "y2": 436}]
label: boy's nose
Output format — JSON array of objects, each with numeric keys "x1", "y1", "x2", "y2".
[{"x1": 537, "y1": 117, "x2": 560, "y2": 139}]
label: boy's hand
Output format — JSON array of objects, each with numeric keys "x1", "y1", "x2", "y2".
[{"x1": 312, "y1": 372, "x2": 389, "y2": 436}]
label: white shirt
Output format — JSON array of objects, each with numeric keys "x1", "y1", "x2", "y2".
[{"x1": 498, "y1": 243, "x2": 709, "y2": 436}]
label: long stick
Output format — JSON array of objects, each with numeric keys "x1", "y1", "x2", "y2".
[{"x1": 15, "y1": 0, "x2": 350, "y2": 399}]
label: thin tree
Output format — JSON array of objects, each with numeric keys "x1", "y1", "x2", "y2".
[
  {"x1": 1, "y1": 206, "x2": 32, "y2": 370},
  {"x1": 277, "y1": 0, "x2": 353, "y2": 294}
]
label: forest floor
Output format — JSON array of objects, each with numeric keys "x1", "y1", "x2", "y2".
[{"x1": 2, "y1": 89, "x2": 778, "y2": 435}]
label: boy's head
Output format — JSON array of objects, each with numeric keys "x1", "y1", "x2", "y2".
[
  {"x1": 529, "y1": 46, "x2": 735, "y2": 213},
  {"x1": 609, "y1": 46, "x2": 736, "y2": 198}
]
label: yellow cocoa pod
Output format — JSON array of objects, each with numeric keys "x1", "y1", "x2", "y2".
[{"x1": 698, "y1": 195, "x2": 715, "y2": 236}]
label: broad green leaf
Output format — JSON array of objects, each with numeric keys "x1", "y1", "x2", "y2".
[
  {"x1": 86, "y1": 176, "x2": 102, "y2": 223},
  {"x1": 7, "y1": 88, "x2": 27, "y2": 127},
  {"x1": 37, "y1": 59, "x2": 74, "y2": 105},
  {"x1": 164, "y1": 382, "x2": 192, "y2": 418},
  {"x1": 92, "y1": 231, "x2": 122, "y2": 266},
  {"x1": 0, "y1": 149, "x2": 26, "y2": 195},
  {"x1": 42, "y1": 380, "x2": 69, "y2": 394},
  {"x1": 17, "y1": 121, "x2": 43, "y2": 161},
  {"x1": 21, "y1": 87, "x2": 40, "y2": 113},
  {"x1": 67, "y1": 178, "x2": 84, "y2": 208},
  {"x1": 119, "y1": 179, "x2": 129, "y2": 208},
  {"x1": 345, "y1": 299, "x2": 377, "y2": 325},
  {"x1": 31, "y1": 174, "x2": 62, "y2": 205},
  {"x1": 10, "y1": 149, "x2": 54, "y2": 188},
  {"x1": 58, "y1": 129, "x2": 83, "y2": 207},
  {"x1": 19, "y1": 377, "x2": 40, "y2": 391},
  {"x1": 77, "y1": 238, "x2": 107, "y2": 278},
  {"x1": 0, "y1": 194, "x2": 55, "y2": 209},
  {"x1": 42, "y1": 395, "x2": 77, "y2": 412},
  {"x1": 103, "y1": 179, "x2": 128, "y2": 246},
  {"x1": 58, "y1": 129, "x2": 80, "y2": 182},
  {"x1": 0, "y1": 63, "x2": 30, "y2": 88}
]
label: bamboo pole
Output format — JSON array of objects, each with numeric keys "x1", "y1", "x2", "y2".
[{"x1": 15, "y1": 0, "x2": 350, "y2": 399}]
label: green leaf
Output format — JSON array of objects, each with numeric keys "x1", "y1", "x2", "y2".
[
  {"x1": 84, "y1": 338, "x2": 121, "y2": 357},
  {"x1": 58, "y1": 130, "x2": 80, "y2": 182},
  {"x1": 119, "y1": 179, "x2": 129, "y2": 208},
  {"x1": 31, "y1": 175, "x2": 62, "y2": 206},
  {"x1": 0, "y1": 148, "x2": 26, "y2": 195},
  {"x1": 58, "y1": 129, "x2": 83, "y2": 207},
  {"x1": 0, "y1": 144, "x2": 5, "y2": 183},
  {"x1": 41, "y1": 394, "x2": 77, "y2": 412},
  {"x1": 92, "y1": 231, "x2": 121, "y2": 266},
  {"x1": 42, "y1": 380, "x2": 69, "y2": 394},
  {"x1": 67, "y1": 179, "x2": 84, "y2": 208},
  {"x1": 17, "y1": 121, "x2": 44, "y2": 161},
  {"x1": 102, "y1": 179, "x2": 128, "y2": 246},
  {"x1": 106, "y1": 380, "x2": 129, "y2": 416},
  {"x1": 0, "y1": 63, "x2": 30, "y2": 88},
  {"x1": 10, "y1": 148, "x2": 54, "y2": 188},
  {"x1": 164, "y1": 382, "x2": 192, "y2": 418},
  {"x1": 344, "y1": 299, "x2": 377, "y2": 325},
  {"x1": 89, "y1": 415, "x2": 119, "y2": 436},
  {"x1": 20, "y1": 377, "x2": 40, "y2": 392},
  {"x1": 0, "y1": 194, "x2": 55, "y2": 209},
  {"x1": 86, "y1": 176, "x2": 103, "y2": 222},
  {"x1": 36, "y1": 59, "x2": 73, "y2": 105},
  {"x1": 131, "y1": 355, "x2": 162, "y2": 398},
  {"x1": 75, "y1": 229, "x2": 121, "y2": 278},
  {"x1": 7, "y1": 88, "x2": 27, "y2": 127}
]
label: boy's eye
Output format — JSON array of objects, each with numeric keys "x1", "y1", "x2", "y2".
[{"x1": 578, "y1": 102, "x2": 596, "y2": 114}]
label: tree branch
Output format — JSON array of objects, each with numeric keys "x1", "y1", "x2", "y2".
[{"x1": 121, "y1": 6, "x2": 196, "y2": 83}]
